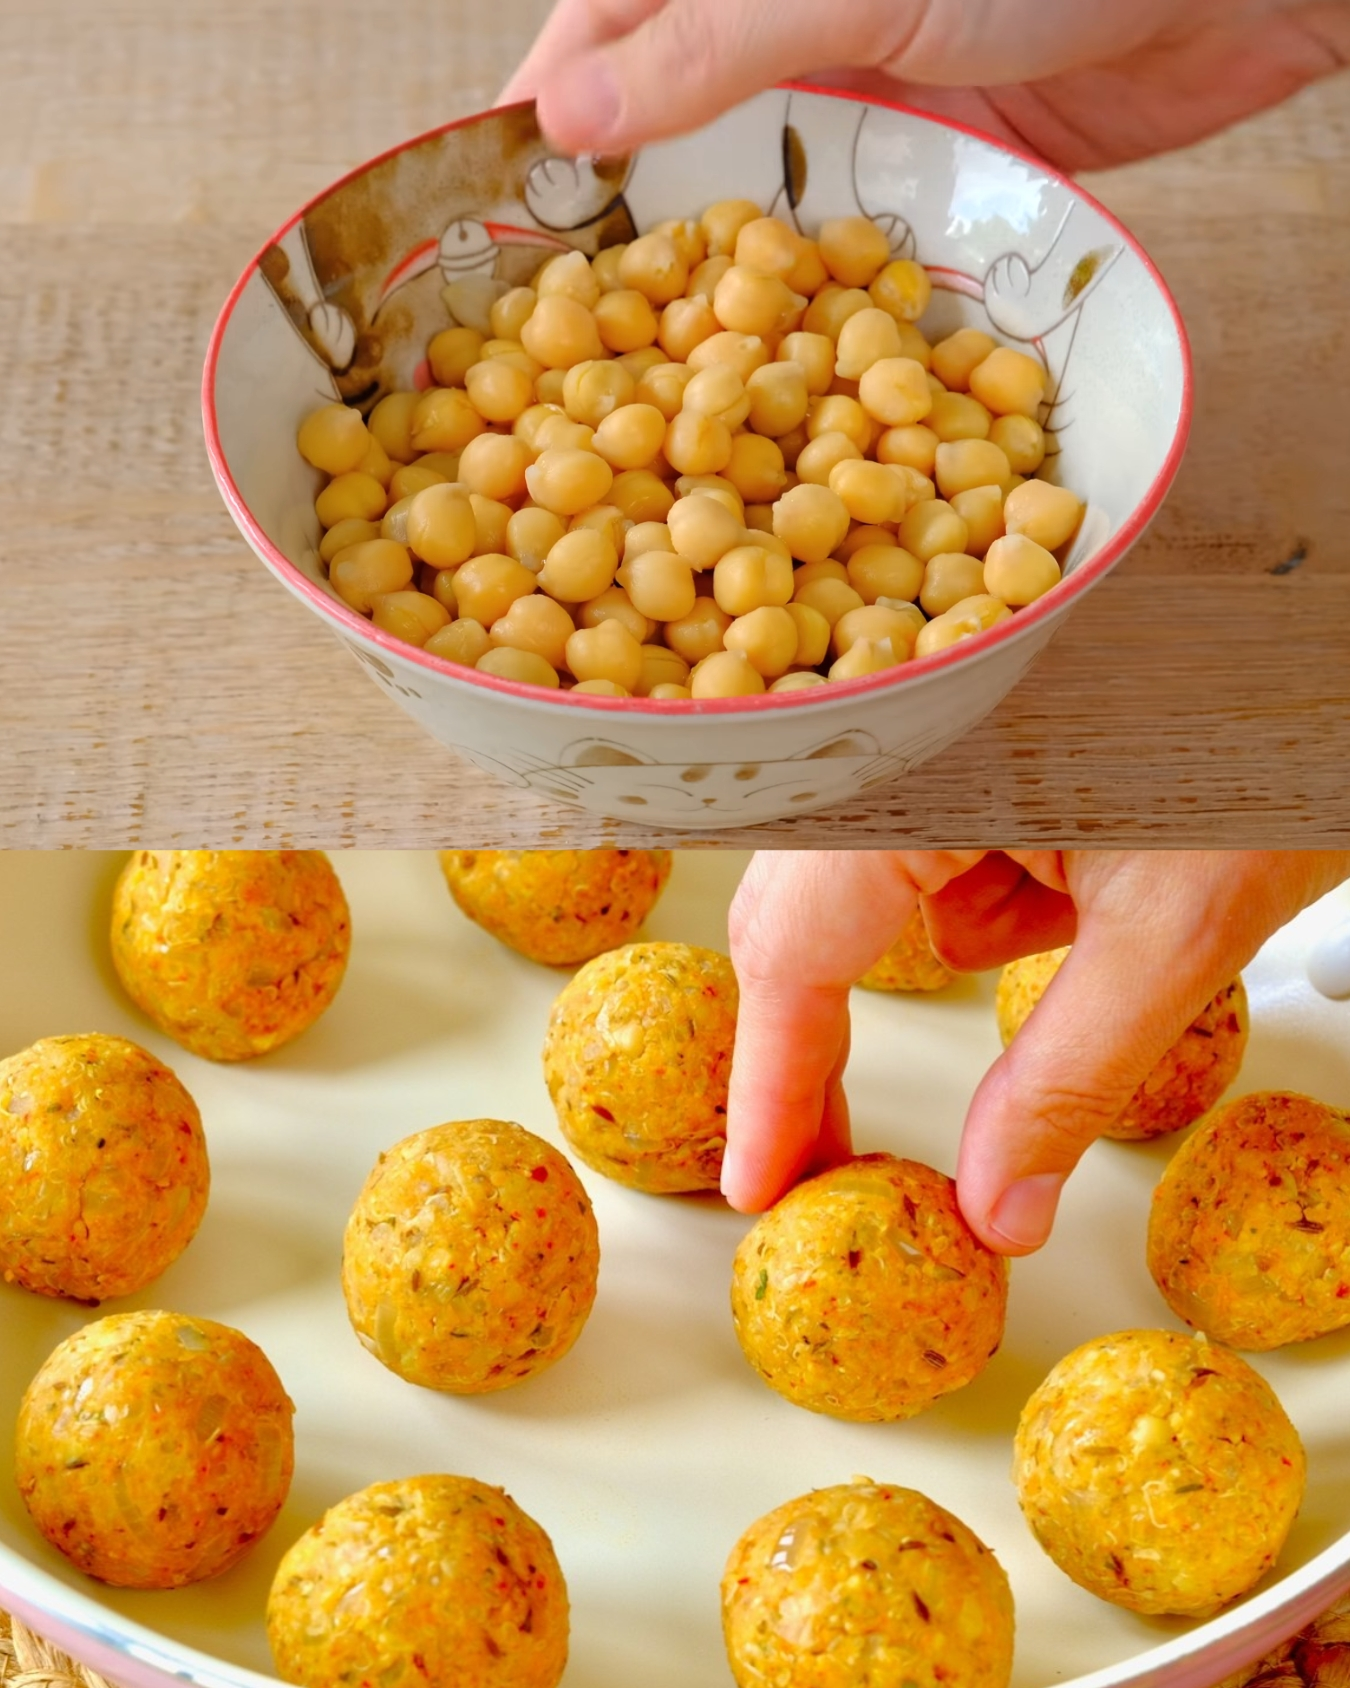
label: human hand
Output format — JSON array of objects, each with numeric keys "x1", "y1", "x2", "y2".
[
  {"x1": 501, "y1": 0, "x2": 1350, "y2": 174},
  {"x1": 723, "y1": 849, "x2": 1350, "y2": 1253}
]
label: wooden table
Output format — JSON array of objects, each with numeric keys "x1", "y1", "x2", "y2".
[{"x1": 3, "y1": 0, "x2": 1348, "y2": 846}]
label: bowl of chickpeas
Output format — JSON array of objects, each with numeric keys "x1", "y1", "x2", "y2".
[{"x1": 203, "y1": 85, "x2": 1190, "y2": 827}]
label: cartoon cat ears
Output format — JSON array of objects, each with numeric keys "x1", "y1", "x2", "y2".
[{"x1": 558, "y1": 733, "x2": 885, "y2": 768}]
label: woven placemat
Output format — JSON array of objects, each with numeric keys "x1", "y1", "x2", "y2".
[{"x1": 4, "y1": 1596, "x2": 1350, "y2": 1688}]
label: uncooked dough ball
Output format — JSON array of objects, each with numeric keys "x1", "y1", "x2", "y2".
[
  {"x1": 1013, "y1": 1327, "x2": 1305, "y2": 1617},
  {"x1": 1148, "y1": 1090, "x2": 1350, "y2": 1350},
  {"x1": 731, "y1": 1154, "x2": 1008, "y2": 1421},
  {"x1": 0, "y1": 1033, "x2": 209, "y2": 1301},
  {"x1": 721, "y1": 1478, "x2": 1014, "y2": 1688},
  {"x1": 342, "y1": 1119, "x2": 600, "y2": 1393},
  {"x1": 110, "y1": 850, "x2": 351, "y2": 1061},
  {"x1": 996, "y1": 948, "x2": 1248, "y2": 1139},
  {"x1": 15, "y1": 1309, "x2": 295, "y2": 1589},
  {"x1": 542, "y1": 942, "x2": 738, "y2": 1192},
  {"x1": 439, "y1": 849, "x2": 673, "y2": 966},
  {"x1": 268, "y1": 1474, "x2": 569, "y2": 1688},
  {"x1": 857, "y1": 908, "x2": 953, "y2": 993}
]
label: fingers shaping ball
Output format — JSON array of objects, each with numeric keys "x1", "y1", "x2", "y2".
[
  {"x1": 110, "y1": 850, "x2": 351, "y2": 1061},
  {"x1": 1013, "y1": 1328, "x2": 1305, "y2": 1616},
  {"x1": 342, "y1": 1120, "x2": 599, "y2": 1393},
  {"x1": 15, "y1": 1310, "x2": 294, "y2": 1588},
  {"x1": 439, "y1": 849, "x2": 673, "y2": 966},
  {"x1": 1148, "y1": 1090, "x2": 1350, "y2": 1350},
  {"x1": 721, "y1": 1479, "x2": 1014, "y2": 1688},
  {"x1": 731, "y1": 1153, "x2": 1008, "y2": 1421},
  {"x1": 857, "y1": 908, "x2": 953, "y2": 993},
  {"x1": 268, "y1": 1475, "x2": 568, "y2": 1688},
  {"x1": 0, "y1": 1034, "x2": 208, "y2": 1301},
  {"x1": 995, "y1": 948, "x2": 1248, "y2": 1140},
  {"x1": 542, "y1": 942, "x2": 738, "y2": 1192}
]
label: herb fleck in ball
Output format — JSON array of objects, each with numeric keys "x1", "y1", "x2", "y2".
[
  {"x1": 542, "y1": 942, "x2": 737, "y2": 1192},
  {"x1": 439, "y1": 849, "x2": 672, "y2": 966},
  {"x1": 267, "y1": 1475, "x2": 569, "y2": 1688},
  {"x1": 0, "y1": 1033, "x2": 208, "y2": 1301},
  {"x1": 15, "y1": 1310, "x2": 294, "y2": 1589},
  {"x1": 342, "y1": 1120, "x2": 599, "y2": 1393},
  {"x1": 110, "y1": 850, "x2": 351, "y2": 1061},
  {"x1": 857, "y1": 908, "x2": 953, "y2": 993},
  {"x1": 731, "y1": 1154, "x2": 1008, "y2": 1421}
]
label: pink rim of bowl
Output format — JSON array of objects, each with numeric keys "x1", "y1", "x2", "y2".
[{"x1": 202, "y1": 83, "x2": 1194, "y2": 718}]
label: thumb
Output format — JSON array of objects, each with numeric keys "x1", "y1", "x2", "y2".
[{"x1": 534, "y1": 0, "x2": 912, "y2": 154}]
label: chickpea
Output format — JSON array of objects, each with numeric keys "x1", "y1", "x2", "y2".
[
  {"x1": 356, "y1": 433, "x2": 396, "y2": 487},
  {"x1": 828, "y1": 374, "x2": 862, "y2": 401},
  {"x1": 920, "y1": 553, "x2": 987, "y2": 618},
  {"x1": 512, "y1": 404, "x2": 563, "y2": 450},
  {"x1": 591, "y1": 245, "x2": 628, "y2": 294},
  {"x1": 935, "y1": 439, "x2": 1016, "y2": 500},
  {"x1": 617, "y1": 346, "x2": 668, "y2": 381},
  {"x1": 724, "y1": 434, "x2": 787, "y2": 504},
  {"x1": 713, "y1": 544, "x2": 794, "y2": 616},
  {"x1": 477, "y1": 646, "x2": 560, "y2": 688},
  {"x1": 769, "y1": 671, "x2": 827, "y2": 694},
  {"x1": 745, "y1": 362, "x2": 810, "y2": 437},
  {"x1": 781, "y1": 601, "x2": 830, "y2": 669},
  {"x1": 405, "y1": 484, "x2": 478, "y2": 568},
  {"x1": 488, "y1": 287, "x2": 538, "y2": 342},
  {"x1": 537, "y1": 527, "x2": 619, "y2": 602},
  {"x1": 330, "y1": 539, "x2": 413, "y2": 612},
  {"x1": 832, "y1": 602, "x2": 921, "y2": 662},
  {"x1": 794, "y1": 430, "x2": 863, "y2": 488},
  {"x1": 659, "y1": 296, "x2": 720, "y2": 361},
  {"x1": 623, "y1": 521, "x2": 674, "y2": 560},
  {"x1": 524, "y1": 447, "x2": 614, "y2": 516},
  {"x1": 618, "y1": 550, "x2": 698, "y2": 621},
  {"x1": 591, "y1": 402, "x2": 667, "y2": 472},
  {"x1": 572, "y1": 678, "x2": 630, "y2": 697},
  {"x1": 479, "y1": 340, "x2": 542, "y2": 380},
  {"x1": 320, "y1": 517, "x2": 380, "y2": 565},
  {"x1": 713, "y1": 266, "x2": 805, "y2": 338},
  {"x1": 983, "y1": 533, "x2": 1062, "y2": 606},
  {"x1": 535, "y1": 251, "x2": 600, "y2": 311},
  {"x1": 895, "y1": 321, "x2": 934, "y2": 371},
  {"x1": 368, "y1": 391, "x2": 421, "y2": 463},
  {"x1": 775, "y1": 422, "x2": 809, "y2": 470},
  {"x1": 649, "y1": 683, "x2": 693, "y2": 700},
  {"x1": 297, "y1": 402, "x2": 370, "y2": 476},
  {"x1": 427, "y1": 326, "x2": 486, "y2": 389},
  {"x1": 897, "y1": 466, "x2": 938, "y2": 506},
  {"x1": 857, "y1": 357, "x2": 933, "y2": 427},
  {"x1": 803, "y1": 285, "x2": 871, "y2": 342},
  {"x1": 828, "y1": 635, "x2": 902, "y2": 682},
  {"x1": 451, "y1": 553, "x2": 537, "y2": 625},
  {"x1": 425, "y1": 617, "x2": 491, "y2": 667},
  {"x1": 370, "y1": 589, "x2": 450, "y2": 646},
  {"x1": 667, "y1": 494, "x2": 743, "y2": 569},
  {"x1": 652, "y1": 216, "x2": 708, "y2": 270},
  {"x1": 411, "y1": 387, "x2": 486, "y2": 454},
  {"x1": 565, "y1": 618, "x2": 645, "y2": 690},
  {"x1": 928, "y1": 391, "x2": 994, "y2": 443},
  {"x1": 579, "y1": 585, "x2": 655, "y2": 646},
  {"x1": 875, "y1": 423, "x2": 939, "y2": 476},
  {"x1": 315, "y1": 471, "x2": 387, "y2": 528},
  {"x1": 772, "y1": 482, "x2": 850, "y2": 565},
  {"x1": 429, "y1": 569, "x2": 459, "y2": 615},
  {"x1": 847, "y1": 543, "x2": 924, "y2": 605},
  {"x1": 784, "y1": 238, "x2": 830, "y2": 298},
  {"x1": 833, "y1": 524, "x2": 893, "y2": 562},
  {"x1": 989, "y1": 414, "x2": 1047, "y2": 476},
  {"x1": 931, "y1": 328, "x2": 998, "y2": 393},
  {"x1": 702, "y1": 198, "x2": 764, "y2": 259},
  {"x1": 914, "y1": 593, "x2": 1013, "y2": 656},
  {"x1": 868, "y1": 259, "x2": 932, "y2": 324},
  {"x1": 665, "y1": 597, "x2": 733, "y2": 665},
  {"x1": 743, "y1": 503, "x2": 775, "y2": 536},
  {"x1": 561, "y1": 360, "x2": 636, "y2": 428},
  {"x1": 723, "y1": 605, "x2": 799, "y2": 679},
  {"x1": 460, "y1": 359, "x2": 531, "y2": 425},
  {"x1": 520, "y1": 295, "x2": 605, "y2": 369},
  {"x1": 899, "y1": 498, "x2": 970, "y2": 564},
  {"x1": 634, "y1": 645, "x2": 691, "y2": 697},
  {"x1": 818, "y1": 216, "x2": 892, "y2": 288},
  {"x1": 536, "y1": 368, "x2": 568, "y2": 406},
  {"x1": 969, "y1": 346, "x2": 1048, "y2": 417},
  {"x1": 618, "y1": 232, "x2": 689, "y2": 306},
  {"x1": 1004, "y1": 479, "x2": 1084, "y2": 551},
  {"x1": 455, "y1": 434, "x2": 529, "y2": 503},
  {"x1": 593, "y1": 288, "x2": 660, "y2": 354},
  {"x1": 636, "y1": 361, "x2": 696, "y2": 421},
  {"x1": 569, "y1": 502, "x2": 628, "y2": 552},
  {"x1": 806, "y1": 394, "x2": 872, "y2": 453},
  {"x1": 682, "y1": 364, "x2": 751, "y2": 429},
  {"x1": 793, "y1": 576, "x2": 865, "y2": 628},
  {"x1": 731, "y1": 216, "x2": 802, "y2": 280},
  {"x1": 380, "y1": 495, "x2": 415, "y2": 546},
  {"x1": 828, "y1": 460, "x2": 909, "y2": 525},
  {"x1": 533, "y1": 413, "x2": 595, "y2": 454},
  {"x1": 414, "y1": 451, "x2": 464, "y2": 480},
  {"x1": 665, "y1": 410, "x2": 734, "y2": 476},
  {"x1": 687, "y1": 254, "x2": 734, "y2": 302},
  {"x1": 793, "y1": 557, "x2": 849, "y2": 588},
  {"x1": 609, "y1": 470, "x2": 676, "y2": 524},
  {"x1": 686, "y1": 331, "x2": 770, "y2": 382},
  {"x1": 489, "y1": 593, "x2": 576, "y2": 670},
  {"x1": 777, "y1": 331, "x2": 836, "y2": 395},
  {"x1": 506, "y1": 506, "x2": 566, "y2": 572},
  {"x1": 949, "y1": 486, "x2": 1006, "y2": 559},
  {"x1": 471, "y1": 495, "x2": 514, "y2": 556},
  {"x1": 388, "y1": 462, "x2": 447, "y2": 503},
  {"x1": 835, "y1": 307, "x2": 904, "y2": 380},
  {"x1": 690, "y1": 649, "x2": 766, "y2": 699}
]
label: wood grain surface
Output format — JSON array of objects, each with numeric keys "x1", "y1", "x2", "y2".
[{"x1": 2, "y1": 0, "x2": 1348, "y2": 846}]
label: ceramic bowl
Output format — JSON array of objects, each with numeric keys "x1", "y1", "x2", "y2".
[{"x1": 203, "y1": 85, "x2": 1191, "y2": 830}]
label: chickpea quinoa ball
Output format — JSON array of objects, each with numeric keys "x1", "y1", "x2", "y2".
[
  {"x1": 267, "y1": 1474, "x2": 569, "y2": 1688},
  {"x1": 1148, "y1": 1090, "x2": 1350, "y2": 1350},
  {"x1": 14, "y1": 1309, "x2": 295, "y2": 1589},
  {"x1": 542, "y1": 941, "x2": 738, "y2": 1192},
  {"x1": 342, "y1": 1119, "x2": 600, "y2": 1393},
  {"x1": 0, "y1": 1033, "x2": 208, "y2": 1302},
  {"x1": 996, "y1": 948, "x2": 1248, "y2": 1140},
  {"x1": 721, "y1": 1479, "x2": 1014, "y2": 1688},
  {"x1": 1012, "y1": 1327, "x2": 1305, "y2": 1617},
  {"x1": 857, "y1": 907, "x2": 953, "y2": 993},
  {"x1": 731, "y1": 1153, "x2": 1008, "y2": 1422},
  {"x1": 110, "y1": 850, "x2": 351, "y2": 1062},
  {"x1": 439, "y1": 848, "x2": 673, "y2": 966}
]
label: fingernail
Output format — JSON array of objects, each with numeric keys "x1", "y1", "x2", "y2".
[
  {"x1": 547, "y1": 55, "x2": 622, "y2": 149},
  {"x1": 988, "y1": 1174, "x2": 1065, "y2": 1250}
]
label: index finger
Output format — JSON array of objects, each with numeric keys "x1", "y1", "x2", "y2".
[{"x1": 498, "y1": 0, "x2": 664, "y2": 104}]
